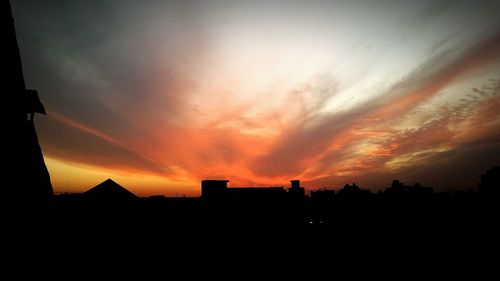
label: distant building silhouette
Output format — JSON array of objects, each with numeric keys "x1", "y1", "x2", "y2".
[
  {"x1": 3, "y1": 0, "x2": 52, "y2": 201},
  {"x1": 409, "y1": 182, "x2": 433, "y2": 195},
  {"x1": 338, "y1": 183, "x2": 367, "y2": 195},
  {"x1": 201, "y1": 180, "x2": 229, "y2": 199},
  {"x1": 288, "y1": 180, "x2": 305, "y2": 199},
  {"x1": 201, "y1": 179, "x2": 305, "y2": 201},
  {"x1": 310, "y1": 188, "x2": 336, "y2": 201},
  {"x1": 385, "y1": 180, "x2": 433, "y2": 195},
  {"x1": 227, "y1": 186, "x2": 287, "y2": 201},
  {"x1": 478, "y1": 166, "x2": 500, "y2": 195},
  {"x1": 386, "y1": 180, "x2": 405, "y2": 194}
]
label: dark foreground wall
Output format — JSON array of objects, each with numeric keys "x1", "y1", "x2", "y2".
[
  {"x1": 5, "y1": 193, "x2": 498, "y2": 280},
  {"x1": 2, "y1": 0, "x2": 52, "y2": 201}
]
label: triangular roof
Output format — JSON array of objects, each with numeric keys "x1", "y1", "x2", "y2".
[{"x1": 84, "y1": 179, "x2": 137, "y2": 199}]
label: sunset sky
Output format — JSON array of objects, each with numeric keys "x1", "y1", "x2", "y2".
[{"x1": 12, "y1": 0, "x2": 500, "y2": 196}]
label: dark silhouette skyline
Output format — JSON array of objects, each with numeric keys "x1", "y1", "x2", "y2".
[
  {"x1": 23, "y1": 166, "x2": 498, "y2": 280},
  {"x1": 57, "y1": 168, "x2": 497, "y2": 199}
]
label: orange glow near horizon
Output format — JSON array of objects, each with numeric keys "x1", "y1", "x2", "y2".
[{"x1": 46, "y1": 157, "x2": 199, "y2": 196}]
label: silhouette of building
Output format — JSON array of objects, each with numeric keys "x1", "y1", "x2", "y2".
[
  {"x1": 84, "y1": 179, "x2": 137, "y2": 201},
  {"x1": 201, "y1": 179, "x2": 307, "y2": 201},
  {"x1": 409, "y1": 182, "x2": 433, "y2": 195},
  {"x1": 24, "y1": 89, "x2": 46, "y2": 122},
  {"x1": 201, "y1": 180, "x2": 229, "y2": 199},
  {"x1": 288, "y1": 180, "x2": 305, "y2": 199},
  {"x1": 338, "y1": 183, "x2": 365, "y2": 195},
  {"x1": 310, "y1": 188, "x2": 336, "y2": 201},
  {"x1": 385, "y1": 180, "x2": 433, "y2": 195},
  {"x1": 3, "y1": 0, "x2": 52, "y2": 201},
  {"x1": 334, "y1": 183, "x2": 372, "y2": 202},
  {"x1": 225, "y1": 186, "x2": 286, "y2": 201},
  {"x1": 478, "y1": 166, "x2": 500, "y2": 195},
  {"x1": 386, "y1": 180, "x2": 405, "y2": 194}
]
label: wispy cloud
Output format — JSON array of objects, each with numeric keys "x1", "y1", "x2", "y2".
[
  {"x1": 41, "y1": 112, "x2": 172, "y2": 176},
  {"x1": 251, "y1": 31, "x2": 500, "y2": 180}
]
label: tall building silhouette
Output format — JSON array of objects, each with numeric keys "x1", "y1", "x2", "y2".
[
  {"x1": 3, "y1": 0, "x2": 52, "y2": 201},
  {"x1": 288, "y1": 180, "x2": 305, "y2": 198}
]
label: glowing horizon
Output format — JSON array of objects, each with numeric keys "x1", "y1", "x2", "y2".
[{"x1": 13, "y1": 0, "x2": 500, "y2": 196}]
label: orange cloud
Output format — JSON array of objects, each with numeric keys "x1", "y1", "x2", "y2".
[{"x1": 41, "y1": 31, "x2": 500, "y2": 195}]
